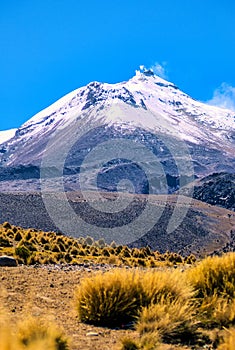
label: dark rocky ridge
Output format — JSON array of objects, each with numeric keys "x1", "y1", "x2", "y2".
[
  {"x1": 0, "y1": 191, "x2": 234, "y2": 257},
  {"x1": 181, "y1": 172, "x2": 235, "y2": 211}
]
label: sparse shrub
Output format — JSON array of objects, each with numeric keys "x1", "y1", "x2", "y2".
[
  {"x1": 108, "y1": 247, "x2": 115, "y2": 255},
  {"x1": 24, "y1": 230, "x2": 32, "y2": 240},
  {"x1": 75, "y1": 269, "x2": 144, "y2": 327},
  {"x1": 56, "y1": 239, "x2": 66, "y2": 252},
  {"x1": 156, "y1": 252, "x2": 165, "y2": 261},
  {"x1": 15, "y1": 231, "x2": 23, "y2": 241},
  {"x1": 147, "y1": 257, "x2": 157, "y2": 268},
  {"x1": 106, "y1": 255, "x2": 120, "y2": 265},
  {"x1": 52, "y1": 244, "x2": 61, "y2": 253},
  {"x1": 70, "y1": 246, "x2": 79, "y2": 255},
  {"x1": 102, "y1": 248, "x2": 110, "y2": 257},
  {"x1": 74, "y1": 268, "x2": 194, "y2": 329},
  {"x1": 55, "y1": 252, "x2": 64, "y2": 261},
  {"x1": 17, "y1": 317, "x2": 69, "y2": 350},
  {"x1": 27, "y1": 253, "x2": 37, "y2": 265},
  {"x1": 0, "y1": 234, "x2": 12, "y2": 247},
  {"x1": 184, "y1": 254, "x2": 197, "y2": 264},
  {"x1": 64, "y1": 253, "x2": 72, "y2": 263},
  {"x1": 3, "y1": 221, "x2": 12, "y2": 229},
  {"x1": 213, "y1": 298, "x2": 235, "y2": 327},
  {"x1": 198, "y1": 295, "x2": 235, "y2": 328},
  {"x1": 138, "y1": 332, "x2": 161, "y2": 350},
  {"x1": 163, "y1": 250, "x2": 170, "y2": 259},
  {"x1": 138, "y1": 251, "x2": 146, "y2": 259},
  {"x1": 12, "y1": 226, "x2": 18, "y2": 233},
  {"x1": 137, "y1": 299, "x2": 200, "y2": 344},
  {"x1": 187, "y1": 253, "x2": 235, "y2": 300},
  {"x1": 77, "y1": 237, "x2": 85, "y2": 245},
  {"x1": 141, "y1": 270, "x2": 193, "y2": 306},
  {"x1": 77, "y1": 248, "x2": 85, "y2": 256},
  {"x1": 83, "y1": 246, "x2": 91, "y2": 255},
  {"x1": 90, "y1": 246, "x2": 99, "y2": 256},
  {"x1": 168, "y1": 252, "x2": 183, "y2": 264},
  {"x1": 28, "y1": 252, "x2": 45, "y2": 265},
  {"x1": 122, "y1": 246, "x2": 131, "y2": 258},
  {"x1": 40, "y1": 236, "x2": 49, "y2": 245},
  {"x1": 110, "y1": 240, "x2": 117, "y2": 248},
  {"x1": 137, "y1": 258, "x2": 146, "y2": 267},
  {"x1": 97, "y1": 238, "x2": 105, "y2": 248},
  {"x1": 121, "y1": 337, "x2": 140, "y2": 350},
  {"x1": 84, "y1": 236, "x2": 94, "y2": 246},
  {"x1": 15, "y1": 245, "x2": 31, "y2": 263},
  {"x1": 19, "y1": 240, "x2": 37, "y2": 252},
  {"x1": 0, "y1": 315, "x2": 69, "y2": 350},
  {"x1": 46, "y1": 255, "x2": 58, "y2": 264},
  {"x1": 113, "y1": 245, "x2": 122, "y2": 255},
  {"x1": 6, "y1": 229, "x2": 14, "y2": 238},
  {"x1": 44, "y1": 243, "x2": 51, "y2": 251},
  {"x1": 62, "y1": 238, "x2": 68, "y2": 248},
  {"x1": 139, "y1": 247, "x2": 147, "y2": 258},
  {"x1": 28, "y1": 237, "x2": 37, "y2": 245},
  {"x1": 144, "y1": 246, "x2": 153, "y2": 257},
  {"x1": 66, "y1": 240, "x2": 73, "y2": 250},
  {"x1": 131, "y1": 248, "x2": 140, "y2": 258}
]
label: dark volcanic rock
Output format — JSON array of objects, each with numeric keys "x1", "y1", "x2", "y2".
[
  {"x1": 0, "y1": 256, "x2": 17, "y2": 267},
  {"x1": 182, "y1": 172, "x2": 235, "y2": 211}
]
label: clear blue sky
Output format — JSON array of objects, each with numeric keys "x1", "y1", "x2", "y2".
[{"x1": 1, "y1": 0, "x2": 235, "y2": 130}]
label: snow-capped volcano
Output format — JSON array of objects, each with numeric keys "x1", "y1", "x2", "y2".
[
  {"x1": 0, "y1": 67, "x2": 234, "y2": 193},
  {"x1": 8, "y1": 68, "x2": 235, "y2": 145}
]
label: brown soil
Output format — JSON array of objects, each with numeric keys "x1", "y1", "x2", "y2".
[{"x1": 0, "y1": 265, "x2": 138, "y2": 350}]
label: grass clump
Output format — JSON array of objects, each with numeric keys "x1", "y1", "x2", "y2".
[
  {"x1": 137, "y1": 299, "x2": 200, "y2": 345},
  {"x1": 212, "y1": 298, "x2": 235, "y2": 327},
  {"x1": 187, "y1": 253, "x2": 235, "y2": 300},
  {"x1": 0, "y1": 316, "x2": 69, "y2": 350},
  {"x1": 141, "y1": 269, "x2": 193, "y2": 306},
  {"x1": 17, "y1": 317, "x2": 69, "y2": 350},
  {"x1": 186, "y1": 253, "x2": 235, "y2": 329},
  {"x1": 75, "y1": 269, "x2": 144, "y2": 327},
  {"x1": 74, "y1": 269, "x2": 194, "y2": 328},
  {"x1": 15, "y1": 245, "x2": 32, "y2": 263},
  {"x1": 0, "y1": 234, "x2": 12, "y2": 247},
  {"x1": 198, "y1": 295, "x2": 235, "y2": 328},
  {"x1": 121, "y1": 337, "x2": 140, "y2": 350}
]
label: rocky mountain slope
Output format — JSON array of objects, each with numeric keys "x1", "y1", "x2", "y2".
[
  {"x1": 0, "y1": 191, "x2": 234, "y2": 257},
  {"x1": 182, "y1": 172, "x2": 235, "y2": 211}
]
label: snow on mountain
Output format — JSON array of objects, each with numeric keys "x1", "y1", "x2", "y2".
[
  {"x1": 0, "y1": 129, "x2": 17, "y2": 145},
  {"x1": 0, "y1": 67, "x2": 234, "y2": 182},
  {"x1": 5, "y1": 68, "x2": 235, "y2": 143}
]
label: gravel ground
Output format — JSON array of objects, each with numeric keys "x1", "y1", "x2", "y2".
[{"x1": 0, "y1": 264, "x2": 138, "y2": 350}]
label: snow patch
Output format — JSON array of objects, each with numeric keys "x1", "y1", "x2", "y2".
[{"x1": 0, "y1": 129, "x2": 17, "y2": 144}]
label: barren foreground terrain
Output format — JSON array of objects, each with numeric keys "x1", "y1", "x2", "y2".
[
  {"x1": 0, "y1": 265, "x2": 139, "y2": 350},
  {"x1": 0, "y1": 265, "x2": 195, "y2": 350}
]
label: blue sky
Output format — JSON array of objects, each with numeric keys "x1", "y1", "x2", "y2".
[{"x1": 0, "y1": 0, "x2": 235, "y2": 130}]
